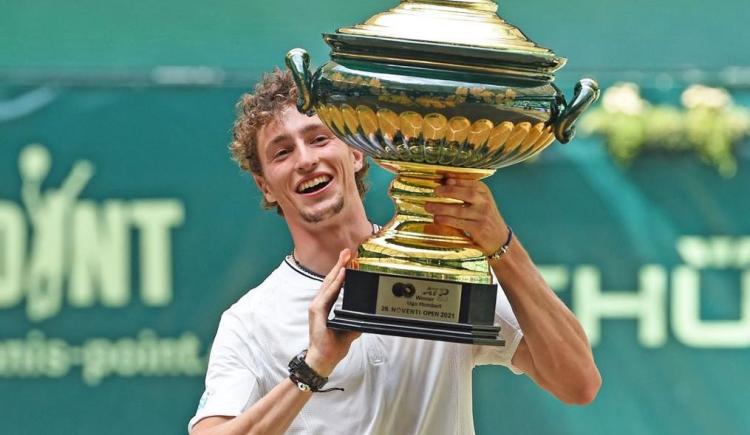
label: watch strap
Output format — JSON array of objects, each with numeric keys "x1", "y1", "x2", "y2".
[{"x1": 288, "y1": 349, "x2": 343, "y2": 393}]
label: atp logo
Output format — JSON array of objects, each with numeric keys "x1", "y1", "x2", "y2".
[{"x1": 391, "y1": 282, "x2": 416, "y2": 298}]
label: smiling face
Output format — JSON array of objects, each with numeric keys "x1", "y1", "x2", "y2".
[{"x1": 254, "y1": 106, "x2": 365, "y2": 225}]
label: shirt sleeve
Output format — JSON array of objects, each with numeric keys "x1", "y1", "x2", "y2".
[
  {"x1": 188, "y1": 312, "x2": 263, "y2": 433},
  {"x1": 472, "y1": 282, "x2": 524, "y2": 374}
]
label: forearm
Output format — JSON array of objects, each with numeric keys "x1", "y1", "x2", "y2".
[
  {"x1": 491, "y1": 237, "x2": 600, "y2": 403},
  {"x1": 425, "y1": 177, "x2": 600, "y2": 402},
  {"x1": 194, "y1": 378, "x2": 311, "y2": 435},
  {"x1": 195, "y1": 251, "x2": 357, "y2": 435}
]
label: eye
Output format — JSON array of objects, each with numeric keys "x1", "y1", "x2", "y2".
[
  {"x1": 272, "y1": 148, "x2": 290, "y2": 160},
  {"x1": 312, "y1": 135, "x2": 330, "y2": 145}
]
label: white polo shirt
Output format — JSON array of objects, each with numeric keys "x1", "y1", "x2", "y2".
[{"x1": 189, "y1": 257, "x2": 523, "y2": 435}]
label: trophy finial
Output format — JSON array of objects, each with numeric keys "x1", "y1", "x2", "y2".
[
  {"x1": 338, "y1": 0, "x2": 550, "y2": 55},
  {"x1": 401, "y1": 0, "x2": 498, "y2": 13}
]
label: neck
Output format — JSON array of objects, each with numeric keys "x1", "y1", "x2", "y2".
[{"x1": 288, "y1": 202, "x2": 372, "y2": 277}]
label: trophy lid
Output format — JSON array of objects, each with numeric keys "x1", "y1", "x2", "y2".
[{"x1": 325, "y1": 0, "x2": 566, "y2": 81}]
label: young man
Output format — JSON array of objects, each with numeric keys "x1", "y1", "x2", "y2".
[{"x1": 189, "y1": 69, "x2": 601, "y2": 435}]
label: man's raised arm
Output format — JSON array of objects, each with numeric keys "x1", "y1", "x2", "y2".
[
  {"x1": 425, "y1": 177, "x2": 601, "y2": 405},
  {"x1": 192, "y1": 250, "x2": 360, "y2": 435}
]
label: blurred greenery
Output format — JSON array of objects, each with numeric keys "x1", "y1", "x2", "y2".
[{"x1": 581, "y1": 84, "x2": 750, "y2": 177}]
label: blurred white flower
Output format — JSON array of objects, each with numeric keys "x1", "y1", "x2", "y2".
[
  {"x1": 601, "y1": 82, "x2": 647, "y2": 115},
  {"x1": 681, "y1": 84, "x2": 732, "y2": 109}
]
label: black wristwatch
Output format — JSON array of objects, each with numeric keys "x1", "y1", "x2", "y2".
[{"x1": 288, "y1": 349, "x2": 343, "y2": 393}]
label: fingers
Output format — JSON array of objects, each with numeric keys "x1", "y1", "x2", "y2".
[
  {"x1": 425, "y1": 177, "x2": 508, "y2": 254},
  {"x1": 432, "y1": 214, "x2": 473, "y2": 233},
  {"x1": 442, "y1": 176, "x2": 479, "y2": 187},
  {"x1": 313, "y1": 249, "x2": 351, "y2": 315},
  {"x1": 438, "y1": 176, "x2": 489, "y2": 196},
  {"x1": 320, "y1": 249, "x2": 349, "y2": 290},
  {"x1": 424, "y1": 202, "x2": 485, "y2": 221},
  {"x1": 435, "y1": 184, "x2": 483, "y2": 204},
  {"x1": 322, "y1": 268, "x2": 346, "y2": 312},
  {"x1": 425, "y1": 177, "x2": 490, "y2": 233}
]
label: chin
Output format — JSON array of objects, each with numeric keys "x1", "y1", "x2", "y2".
[{"x1": 298, "y1": 196, "x2": 345, "y2": 224}]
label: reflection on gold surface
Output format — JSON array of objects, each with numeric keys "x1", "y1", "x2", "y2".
[
  {"x1": 378, "y1": 109, "x2": 400, "y2": 139},
  {"x1": 357, "y1": 105, "x2": 379, "y2": 136},
  {"x1": 446, "y1": 116, "x2": 471, "y2": 142},
  {"x1": 318, "y1": 103, "x2": 556, "y2": 168},
  {"x1": 355, "y1": 160, "x2": 495, "y2": 284},
  {"x1": 341, "y1": 104, "x2": 359, "y2": 134},
  {"x1": 522, "y1": 123, "x2": 545, "y2": 151},
  {"x1": 330, "y1": 52, "x2": 557, "y2": 80},
  {"x1": 400, "y1": 111, "x2": 423, "y2": 138},
  {"x1": 487, "y1": 121, "x2": 513, "y2": 151},
  {"x1": 327, "y1": 104, "x2": 345, "y2": 133},
  {"x1": 504, "y1": 122, "x2": 530, "y2": 153},
  {"x1": 338, "y1": 0, "x2": 556, "y2": 56},
  {"x1": 424, "y1": 113, "x2": 448, "y2": 140},
  {"x1": 316, "y1": 105, "x2": 331, "y2": 127},
  {"x1": 468, "y1": 119, "x2": 493, "y2": 149}
]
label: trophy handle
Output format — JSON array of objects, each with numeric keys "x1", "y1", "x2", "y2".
[
  {"x1": 553, "y1": 78, "x2": 600, "y2": 144},
  {"x1": 285, "y1": 48, "x2": 315, "y2": 115}
]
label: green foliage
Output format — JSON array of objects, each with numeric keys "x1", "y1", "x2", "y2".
[{"x1": 580, "y1": 83, "x2": 750, "y2": 177}]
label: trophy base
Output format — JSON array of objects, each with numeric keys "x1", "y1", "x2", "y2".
[
  {"x1": 328, "y1": 311, "x2": 503, "y2": 346},
  {"x1": 329, "y1": 268, "x2": 504, "y2": 346}
]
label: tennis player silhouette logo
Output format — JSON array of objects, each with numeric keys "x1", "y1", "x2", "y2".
[{"x1": 19, "y1": 144, "x2": 94, "y2": 322}]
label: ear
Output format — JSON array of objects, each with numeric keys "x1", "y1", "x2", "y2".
[
  {"x1": 350, "y1": 148, "x2": 365, "y2": 172},
  {"x1": 253, "y1": 174, "x2": 277, "y2": 204}
]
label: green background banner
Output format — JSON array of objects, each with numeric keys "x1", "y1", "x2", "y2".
[{"x1": 1, "y1": 1, "x2": 749, "y2": 434}]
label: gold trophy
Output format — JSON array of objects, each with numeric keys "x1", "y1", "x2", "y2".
[{"x1": 286, "y1": 0, "x2": 599, "y2": 345}]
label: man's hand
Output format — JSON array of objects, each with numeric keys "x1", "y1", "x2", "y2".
[
  {"x1": 424, "y1": 176, "x2": 508, "y2": 254},
  {"x1": 426, "y1": 175, "x2": 601, "y2": 404},
  {"x1": 305, "y1": 249, "x2": 361, "y2": 377},
  {"x1": 192, "y1": 250, "x2": 359, "y2": 435}
]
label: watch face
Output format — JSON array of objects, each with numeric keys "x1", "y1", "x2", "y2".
[{"x1": 289, "y1": 350, "x2": 307, "y2": 371}]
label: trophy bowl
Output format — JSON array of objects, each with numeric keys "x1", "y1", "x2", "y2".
[{"x1": 285, "y1": 0, "x2": 599, "y2": 344}]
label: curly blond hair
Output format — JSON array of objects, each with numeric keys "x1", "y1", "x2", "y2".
[{"x1": 230, "y1": 68, "x2": 368, "y2": 214}]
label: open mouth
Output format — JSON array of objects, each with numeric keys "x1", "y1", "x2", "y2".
[{"x1": 296, "y1": 175, "x2": 332, "y2": 195}]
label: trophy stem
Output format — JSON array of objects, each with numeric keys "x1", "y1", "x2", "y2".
[{"x1": 352, "y1": 160, "x2": 495, "y2": 285}]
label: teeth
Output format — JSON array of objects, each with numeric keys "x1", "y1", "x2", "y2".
[{"x1": 297, "y1": 175, "x2": 331, "y2": 193}]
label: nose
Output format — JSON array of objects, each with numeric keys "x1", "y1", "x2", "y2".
[{"x1": 294, "y1": 142, "x2": 319, "y2": 173}]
